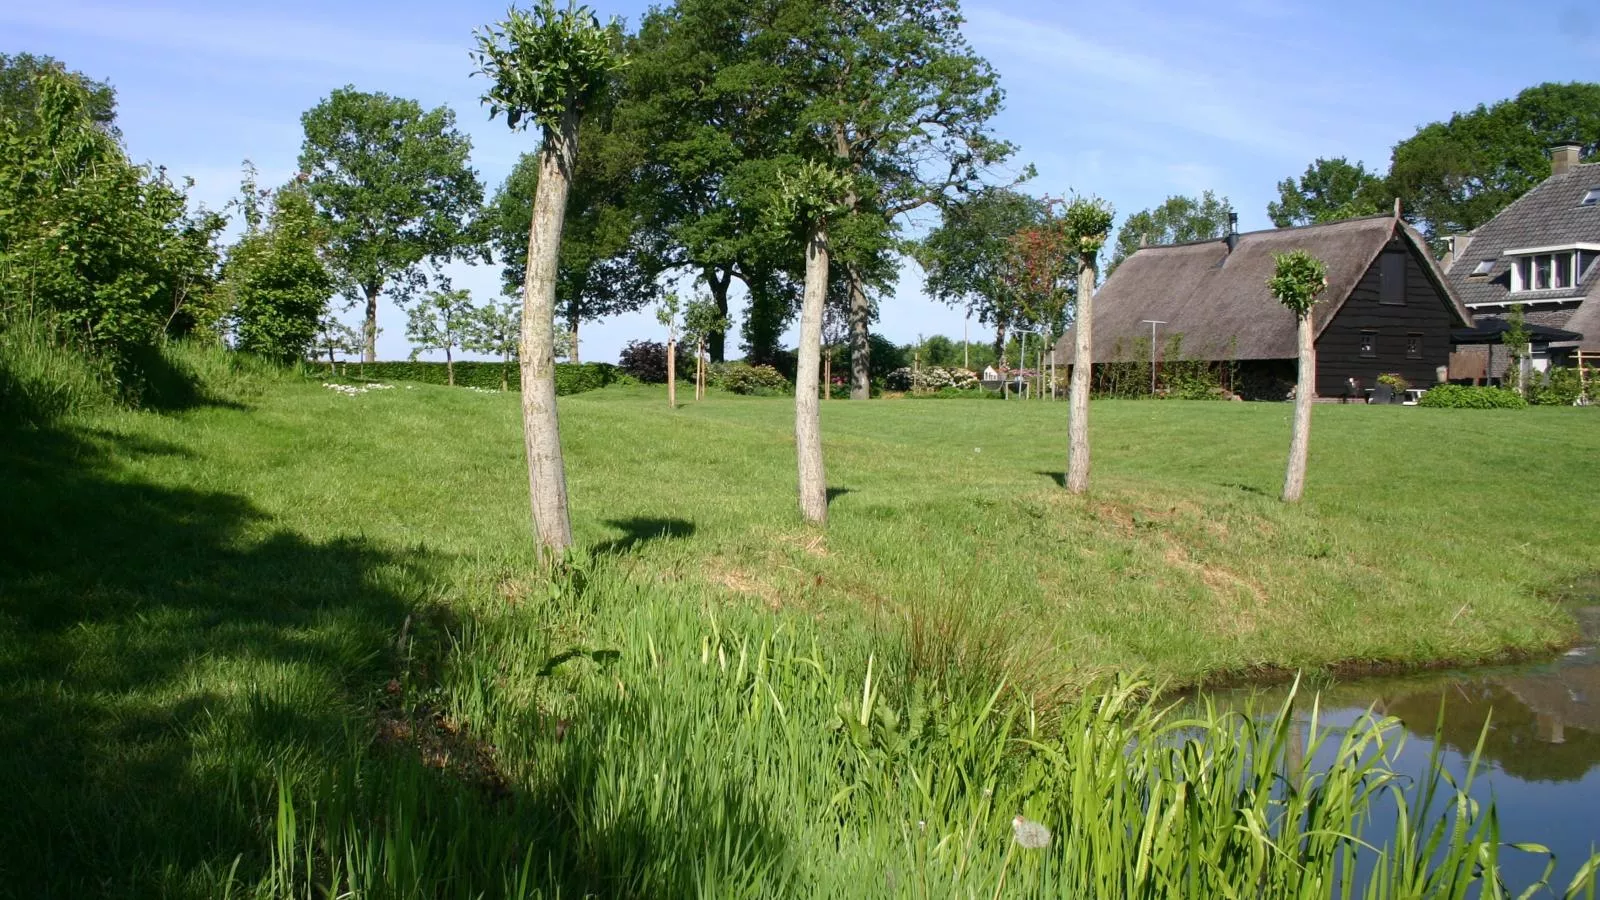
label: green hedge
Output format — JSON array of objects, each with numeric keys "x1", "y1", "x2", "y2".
[
  {"x1": 1417, "y1": 385, "x2": 1528, "y2": 409},
  {"x1": 325, "y1": 361, "x2": 634, "y2": 395}
]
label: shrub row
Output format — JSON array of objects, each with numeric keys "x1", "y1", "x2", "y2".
[
  {"x1": 1418, "y1": 385, "x2": 1528, "y2": 409},
  {"x1": 332, "y1": 361, "x2": 633, "y2": 395},
  {"x1": 709, "y1": 361, "x2": 792, "y2": 396},
  {"x1": 903, "y1": 386, "x2": 1003, "y2": 400}
]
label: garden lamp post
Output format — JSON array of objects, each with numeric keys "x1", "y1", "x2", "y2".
[{"x1": 1140, "y1": 319, "x2": 1166, "y2": 396}]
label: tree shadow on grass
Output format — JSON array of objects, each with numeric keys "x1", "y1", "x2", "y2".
[
  {"x1": 1036, "y1": 471, "x2": 1067, "y2": 488},
  {"x1": 827, "y1": 486, "x2": 853, "y2": 506},
  {"x1": 592, "y1": 517, "x2": 696, "y2": 556},
  {"x1": 0, "y1": 418, "x2": 423, "y2": 897}
]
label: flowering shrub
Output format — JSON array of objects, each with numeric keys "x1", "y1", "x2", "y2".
[
  {"x1": 710, "y1": 362, "x2": 791, "y2": 396},
  {"x1": 885, "y1": 366, "x2": 979, "y2": 391}
]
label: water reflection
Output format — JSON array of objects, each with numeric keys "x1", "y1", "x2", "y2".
[{"x1": 1196, "y1": 608, "x2": 1600, "y2": 891}]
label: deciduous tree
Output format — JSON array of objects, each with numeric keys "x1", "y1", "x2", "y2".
[
  {"x1": 299, "y1": 88, "x2": 483, "y2": 362},
  {"x1": 1388, "y1": 82, "x2": 1600, "y2": 239},
  {"x1": 1110, "y1": 191, "x2": 1233, "y2": 272},
  {"x1": 1267, "y1": 250, "x2": 1329, "y2": 503},
  {"x1": 473, "y1": 0, "x2": 624, "y2": 560},
  {"x1": 225, "y1": 177, "x2": 333, "y2": 363},
  {"x1": 917, "y1": 187, "x2": 1048, "y2": 366},
  {"x1": 1267, "y1": 158, "x2": 1388, "y2": 228},
  {"x1": 682, "y1": 296, "x2": 729, "y2": 400},
  {"x1": 465, "y1": 299, "x2": 521, "y2": 390},
  {"x1": 405, "y1": 286, "x2": 475, "y2": 386}
]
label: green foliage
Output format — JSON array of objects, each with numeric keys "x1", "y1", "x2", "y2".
[
  {"x1": 0, "y1": 315, "x2": 115, "y2": 425},
  {"x1": 471, "y1": 0, "x2": 625, "y2": 133},
  {"x1": 1060, "y1": 195, "x2": 1116, "y2": 259},
  {"x1": 0, "y1": 52, "x2": 116, "y2": 135},
  {"x1": 1267, "y1": 158, "x2": 1389, "y2": 228},
  {"x1": 709, "y1": 361, "x2": 792, "y2": 395},
  {"x1": 618, "y1": 339, "x2": 689, "y2": 383},
  {"x1": 1418, "y1": 385, "x2": 1529, "y2": 409},
  {"x1": 1267, "y1": 251, "x2": 1330, "y2": 318},
  {"x1": 681, "y1": 296, "x2": 730, "y2": 348},
  {"x1": 0, "y1": 60, "x2": 227, "y2": 390},
  {"x1": 463, "y1": 299, "x2": 520, "y2": 388},
  {"x1": 342, "y1": 361, "x2": 629, "y2": 395},
  {"x1": 1378, "y1": 372, "x2": 1411, "y2": 393},
  {"x1": 405, "y1": 287, "x2": 476, "y2": 377},
  {"x1": 226, "y1": 180, "x2": 333, "y2": 363},
  {"x1": 917, "y1": 188, "x2": 1049, "y2": 334},
  {"x1": 1111, "y1": 191, "x2": 1233, "y2": 270},
  {"x1": 1389, "y1": 82, "x2": 1600, "y2": 237},
  {"x1": 298, "y1": 87, "x2": 483, "y2": 351},
  {"x1": 485, "y1": 141, "x2": 661, "y2": 333},
  {"x1": 903, "y1": 385, "x2": 1002, "y2": 400},
  {"x1": 1528, "y1": 367, "x2": 1587, "y2": 406}
]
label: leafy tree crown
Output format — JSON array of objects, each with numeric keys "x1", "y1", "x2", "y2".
[
  {"x1": 1267, "y1": 250, "x2": 1330, "y2": 318},
  {"x1": 472, "y1": 1, "x2": 625, "y2": 133},
  {"x1": 1062, "y1": 197, "x2": 1115, "y2": 259}
]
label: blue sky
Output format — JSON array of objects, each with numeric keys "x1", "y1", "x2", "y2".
[{"x1": 5, "y1": 0, "x2": 1597, "y2": 363}]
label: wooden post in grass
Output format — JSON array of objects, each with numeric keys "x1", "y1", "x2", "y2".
[{"x1": 1063, "y1": 197, "x2": 1115, "y2": 494}]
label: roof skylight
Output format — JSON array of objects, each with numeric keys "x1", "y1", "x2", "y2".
[
  {"x1": 1583, "y1": 187, "x2": 1600, "y2": 206},
  {"x1": 1471, "y1": 259, "x2": 1495, "y2": 276}
]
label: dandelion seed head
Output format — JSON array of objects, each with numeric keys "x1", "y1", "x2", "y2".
[{"x1": 1011, "y1": 815, "x2": 1051, "y2": 850}]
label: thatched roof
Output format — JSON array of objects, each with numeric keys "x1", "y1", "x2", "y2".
[{"x1": 1056, "y1": 215, "x2": 1471, "y2": 363}]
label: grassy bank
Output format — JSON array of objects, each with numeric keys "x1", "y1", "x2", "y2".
[{"x1": 2, "y1": 358, "x2": 1596, "y2": 895}]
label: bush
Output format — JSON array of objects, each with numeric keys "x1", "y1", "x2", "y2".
[
  {"x1": 885, "y1": 366, "x2": 979, "y2": 392},
  {"x1": 1528, "y1": 367, "x2": 1586, "y2": 406},
  {"x1": 344, "y1": 361, "x2": 631, "y2": 395},
  {"x1": 1418, "y1": 385, "x2": 1528, "y2": 409},
  {"x1": 618, "y1": 340, "x2": 691, "y2": 384},
  {"x1": 0, "y1": 316, "x2": 115, "y2": 425},
  {"x1": 709, "y1": 361, "x2": 792, "y2": 396}
]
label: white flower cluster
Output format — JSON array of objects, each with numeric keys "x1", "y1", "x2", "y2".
[
  {"x1": 885, "y1": 366, "x2": 980, "y2": 391},
  {"x1": 465, "y1": 386, "x2": 500, "y2": 394},
  {"x1": 322, "y1": 382, "x2": 396, "y2": 397}
]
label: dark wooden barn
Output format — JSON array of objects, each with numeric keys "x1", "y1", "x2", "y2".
[{"x1": 1055, "y1": 214, "x2": 1473, "y2": 399}]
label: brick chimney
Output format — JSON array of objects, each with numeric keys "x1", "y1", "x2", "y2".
[{"x1": 1551, "y1": 142, "x2": 1583, "y2": 177}]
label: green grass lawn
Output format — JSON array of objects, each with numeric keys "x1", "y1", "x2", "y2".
[{"x1": 3, "y1": 361, "x2": 1596, "y2": 896}]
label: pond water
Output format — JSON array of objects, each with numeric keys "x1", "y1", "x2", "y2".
[{"x1": 1197, "y1": 606, "x2": 1600, "y2": 893}]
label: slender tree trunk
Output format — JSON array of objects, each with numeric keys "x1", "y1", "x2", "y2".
[
  {"x1": 696, "y1": 338, "x2": 705, "y2": 401},
  {"x1": 501, "y1": 352, "x2": 509, "y2": 392},
  {"x1": 796, "y1": 224, "x2": 830, "y2": 526},
  {"x1": 1282, "y1": 313, "x2": 1316, "y2": 503},
  {"x1": 824, "y1": 352, "x2": 831, "y2": 401},
  {"x1": 1067, "y1": 258, "x2": 1097, "y2": 493},
  {"x1": 706, "y1": 268, "x2": 731, "y2": 362},
  {"x1": 571, "y1": 318, "x2": 580, "y2": 364},
  {"x1": 519, "y1": 111, "x2": 578, "y2": 560},
  {"x1": 446, "y1": 346, "x2": 454, "y2": 386},
  {"x1": 667, "y1": 336, "x2": 677, "y2": 409},
  {"x1": 847, "y1": 264, "x2": 871, "y2": 400},
  {"x1": 362, "y1": 283, "x2": 380, "y2": 363}
]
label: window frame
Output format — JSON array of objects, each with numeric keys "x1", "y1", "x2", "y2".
[
  {"x1": 1406, "y1": 334, "x2": 1422, "y2": 360},
  {"x1": 1583, "y1": 187, "x2": 1600, "y2": 206},
  {"x1": 1379, "y1": 252, "x2": 1406, "y2": 305},
  {"x1": 1360, "y1": 331, "x2": 1377, "y2": 358},
  {"x1": 1471, "y1": 259, "x2": 1495, "y2": 276}
]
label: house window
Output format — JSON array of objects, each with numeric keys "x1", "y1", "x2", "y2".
[
  {"x1": 1555, "y1": 251, "x2": 1574, "y2": 288},
  {"x1": 1471, "y1": 259, "x2": 1495, "y2": 276},
  {"x1": 1406, "y1": 334, "x2": 1422, "y2": 359},
  {"x1": 1584, "y1": 187, "x2": 1600, "y2": 206},
  {"x1": 1379, "y1": 252, "x2": 1406, "y2": 304},
  {"x1": 1509, "y1": 251, "x2": 1583, "y2": 292},
  {"x1": 1360, "y1": 331, "x2": 1377, "y2": 358}
]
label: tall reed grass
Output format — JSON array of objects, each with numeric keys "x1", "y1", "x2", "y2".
[{"x1": 233, "y1": 565, "x2": 1600, "y2": 899}]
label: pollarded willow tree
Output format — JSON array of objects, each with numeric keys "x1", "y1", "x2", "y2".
[
  {"x1": 785, "y1": 0, "x2": 1018, "y2": 400},
  {"x1": 772, "y1": 160, "x2": 852, "y2": 525},
  {"x1": 1063, "y1": 197, "x2": 1114, "y2": 495},
  {"x1": 473, "y1": 0, "x2": 624, "y2": 560},
  {"x1": 1267, "y1": 250, "x2": 1329, "y2": 503}
]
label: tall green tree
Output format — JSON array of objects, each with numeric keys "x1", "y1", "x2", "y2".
[
  {"x1": 1388, "y1": 82, "x2": 1600, "y2": 239},
  {"x1": 486, "y1": 139, "x2": 661, "y2": 364},
  {"x1": 1268, "y1": 250, "x2": 1329, "y2": 504},
  {"x1": 783, "y1": 0, "x2": 1017, "y2": 400},
  {"x1": 1267, "y1": 158, "x2": 1389, "y2": 228},
  {"x1": 225, "y1": 177, "x2": 334, "y2": 363},
  {"x1": 474, "y1": 0, "x2": 624, "y2": 560},
  {"x1": 0, "y1": 52, "x2": 116, "y2": 136},
  {"x1": 1110, "y1": 191, "x2": 1233, "y2": 272},
  {"x1": 618, "y1": 0, "x2": 806, "y2": 363},
  {"x1": 917, "y1": 187, "x2": 1048, "y2": 362},
  {"x1": 299, "y1": 88, "x2": 484, "y2": 362}
]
